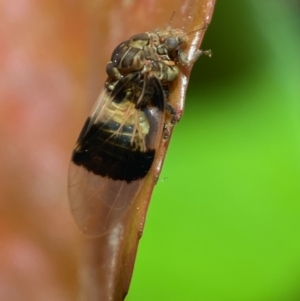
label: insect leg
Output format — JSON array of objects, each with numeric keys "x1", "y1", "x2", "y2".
[{"x1": 164, "y1": 101, "x2": 180, "y2": 124}]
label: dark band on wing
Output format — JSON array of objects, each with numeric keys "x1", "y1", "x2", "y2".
[{"x1": 72, "y1": 118, "x2": 155, "y2": 182}]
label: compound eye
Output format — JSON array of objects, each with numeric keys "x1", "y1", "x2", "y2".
[{"x1": 164, "y1": 37, "x2": 179, "y2": 51}]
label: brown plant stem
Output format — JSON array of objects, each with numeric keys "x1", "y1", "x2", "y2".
[{"x1": 76, "y1": 1, "x2": 216, "y2": 300}]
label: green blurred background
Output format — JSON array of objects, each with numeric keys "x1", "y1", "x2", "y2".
[{"x1": 129, "y1": 1, "x2": 300, "y2": 300}]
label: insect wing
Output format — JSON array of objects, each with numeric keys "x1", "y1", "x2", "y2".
[
  {"x1": 68, "y1": 162, "x2": 143, "y2": 237},
  {"x1": 68, "y1": 75, "x2": 165, "y2": 237}
]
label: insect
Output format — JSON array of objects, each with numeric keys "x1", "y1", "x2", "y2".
[
  {"x1": 68, "y1": 26, "x2": 208, "y2": 237},
  {"x1": 106, "y1": 28, "x2": 198, "y2": 84}
]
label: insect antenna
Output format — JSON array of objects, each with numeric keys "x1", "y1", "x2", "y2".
[
  {"x1": 180, "y1": 22, "x2": 209, "y2": 39},
  {"x1": 167, "y1": 11, "x2": 176, "y2": 29}
]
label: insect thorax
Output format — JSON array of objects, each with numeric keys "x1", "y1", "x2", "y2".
[{"x1": 106, "y1": 28, "x2": 190, "y2": 84}]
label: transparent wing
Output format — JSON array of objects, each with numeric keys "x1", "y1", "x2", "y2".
[
  {"x1": 68, "y1": 74, "x2": 165, "y2": 237},
  {"x1": 68, "y1": 162, "x2": 143, "y2": 237}
]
